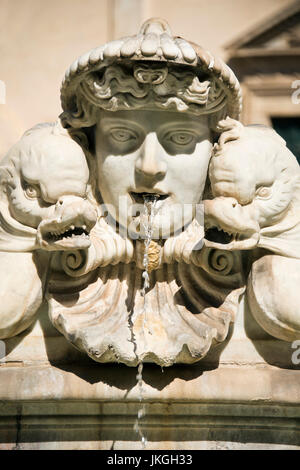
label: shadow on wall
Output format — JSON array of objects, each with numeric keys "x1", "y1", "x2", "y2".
[
  {"x1": 3, "y1": 298, "x2": 234, "y2": 391},
  {"x1": 243, "y1": 294, "x2": 300, "y2": 370}
]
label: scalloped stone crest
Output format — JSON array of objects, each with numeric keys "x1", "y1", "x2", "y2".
[{"x1": 47, "y1": 248, "x2": 244, "y2": 367}]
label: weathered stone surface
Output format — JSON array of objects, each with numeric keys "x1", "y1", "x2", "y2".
[
  {"x1": 0, "y1": 16, "x2": 299, "y2": 450},
  {"x1": 0, "y1": 363, "x2": 299, "y2": 449}
]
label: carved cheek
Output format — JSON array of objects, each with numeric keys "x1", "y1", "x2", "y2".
[
  {"x1": 9, "y1": 193, "x2": 44, "y2": 228},
  {"x1": 231, "y1": 179, "x2": 256, "y2": 205},
  {"x1": 212, "y1": 181, "x2": 238, "y2": 198},
  {"x1": 209, "y1": 165, "x2": 236, "y2": 196},
  {"x1": 254, "y1": 199, "x2": 284, "y2": 228}
]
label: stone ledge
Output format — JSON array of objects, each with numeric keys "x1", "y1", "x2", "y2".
[
  {"x1": 0, "y1": 365, "x2": 299, "y2": 449},
  {"x1": 0, "y1": 364, "x2": 299, "y2": 404},
  {"x1": 0, "y1": 412, "x2": 299, "y2": 444}
]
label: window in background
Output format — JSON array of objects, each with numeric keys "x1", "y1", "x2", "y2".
[{"x1": 272, "y1": 117, "x2": 300, "y2": 164}]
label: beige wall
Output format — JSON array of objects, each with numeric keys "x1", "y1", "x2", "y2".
[
  {"x1": 0, "y1": 0, "x2": 295, "y2": 157},
  {"x1": 0, "y1": 0, "x2": 110, "y2": 157},
  {"x1": 142, "y1": 0, "x2": 294, "y2": 58}
]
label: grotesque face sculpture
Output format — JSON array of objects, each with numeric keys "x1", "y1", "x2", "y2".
[
  {"x1": 46, "y1": 18, "x2": 248, "y2": 367},
  {"x1": 2, "y1": 17, "x2": 300, "y2": 368},
  {"x1": 60, "y1": 19, "x2": 241, "y2": 245},
  {"x1": 95, "y1": 109, "x2": 212, "y2": 238}
]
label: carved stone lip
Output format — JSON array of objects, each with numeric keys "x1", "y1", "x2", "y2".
[{"x1": 130, "y1": 189, "x2": 169, "y2": 206}]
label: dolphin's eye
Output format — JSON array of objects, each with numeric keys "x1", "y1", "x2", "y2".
[
  {"x1": 255, "y1": 186, "x2": 272, "y2": 199},
  {"x1": 24, "y1": 183, "x2": 41, "y2": 199}
]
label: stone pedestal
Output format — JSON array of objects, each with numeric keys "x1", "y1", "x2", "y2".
[{"x1": 1, "y1": 301, "x2": 299, "y2": 450}]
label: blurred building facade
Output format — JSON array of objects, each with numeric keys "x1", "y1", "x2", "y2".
[
  {"x1": 0, "y1": 0, "x2": 299, "y2": 157},
  {"x1": 226, "y1": 1, "x2": 300, "y2": 162}
]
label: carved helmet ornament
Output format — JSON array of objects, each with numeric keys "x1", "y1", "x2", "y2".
[{"x1": 60, "y1": 18, "x2": 242, "y2": 129}]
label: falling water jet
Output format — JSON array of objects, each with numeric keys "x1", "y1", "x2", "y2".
[
  {"x1": 134, "y1": 362, "x2": 147, "y2": 449},
  {"x1": 141, "y1": 194, "x2": 158, "y2": 335},
  {"x1": 133, "y1": 195, "x2": 157, "y2": 449},
  {"x1": 141, "y1": 194, "x2": 157, "y2": 297}
]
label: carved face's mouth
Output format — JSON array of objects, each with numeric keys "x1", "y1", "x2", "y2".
[{"x1": 130, "y1": 191, "x2": 169, "y2": 206}]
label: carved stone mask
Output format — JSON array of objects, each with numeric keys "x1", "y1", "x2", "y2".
[{"x1": 95, "y1": 109, "x2": 212, "y2": 238}]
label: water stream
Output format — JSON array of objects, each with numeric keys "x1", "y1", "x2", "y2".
[
  {"x1": 141, "y1": 194, "x2": 157, "y2": 297},
  {"x1": 133, "y1": 362, "x2": 147, "y2": 448},
  {"x1": 134, "y1": 195, "x2": 157, "y2": 449}
]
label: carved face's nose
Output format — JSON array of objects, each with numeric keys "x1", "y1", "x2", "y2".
[{"x1": 135, "y1": 133, "x2": 167, "y2": 181}]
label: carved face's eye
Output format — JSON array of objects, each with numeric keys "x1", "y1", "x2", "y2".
[
  {"x1": 255, "y1": 186, "x2": 272, "y2": 199},
  {"x1": 24, "y1": 184, "x2": 41, "y2": 199},
  {"x1": 168, "y1": 132, "x2": 195, "y2": 146},
  {"x1": 110, "y1": 128, "x2": 137, "y2": 143}
]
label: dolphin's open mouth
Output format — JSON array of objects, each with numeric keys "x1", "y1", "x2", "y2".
[
  {"x1": 204, "y1": 220, "x2": 259, "y2": 251},
  {"x1": 205, "y1": 226, "x2": 233, "y2": 244},
  {"x1": 204, "y1": 221, "x2": 252, "y2": 245},
  {"x1": 203, "y1": 198, "x2": 261, "y2": 251},
  {"x1": 45, "y1": 224, "x2": 89, "y2": 243},
  {"x1": 38, "y1": 218, "x2": 93, "y2": 251},
  {"x1": 36, "y1": 195, "x2": 98, "y2": 252}
]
